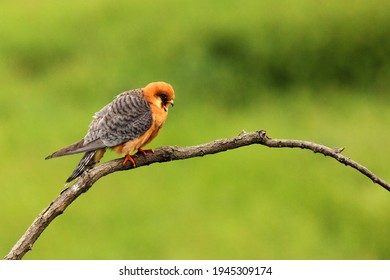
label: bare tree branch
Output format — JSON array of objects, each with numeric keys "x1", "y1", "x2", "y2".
[{"x1": 4, "y1": 130, "x2": 389, "y2": 260}]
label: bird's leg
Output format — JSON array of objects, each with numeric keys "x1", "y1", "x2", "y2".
[
  {"x1": 123, "y1": 149, "x2": 154, "y2": 168},
  {"x1": 136, "y1": 148, "x2": 154, "y2": 156},
  {"x1": 123, "y1": 154, "x2": 137, "y2": 168}
]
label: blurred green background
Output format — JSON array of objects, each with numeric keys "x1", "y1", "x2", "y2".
[{"x1": 1, "y1": 0, "x2": 389, "y2": 259}]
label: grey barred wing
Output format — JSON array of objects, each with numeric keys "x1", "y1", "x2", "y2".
[{"x1": 95, "y1": 90, "x2": 153, "y2": 147}]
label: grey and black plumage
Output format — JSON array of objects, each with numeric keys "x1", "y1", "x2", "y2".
[{"x1": 45, "y1": 82, "x2": 175, "y2": 183}]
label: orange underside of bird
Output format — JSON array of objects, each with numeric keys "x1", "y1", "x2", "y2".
[{"x1": 45, "y1": 81, "x2": 175, "y2": 183}]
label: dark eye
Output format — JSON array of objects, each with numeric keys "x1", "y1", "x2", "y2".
[{"x1": 158, "y1": 93, "x2": 168, "y2": 106}]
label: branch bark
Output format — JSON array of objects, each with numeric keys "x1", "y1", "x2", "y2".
[{"x1": 4, "y1": 130, "x2": 389, "y2": 260}]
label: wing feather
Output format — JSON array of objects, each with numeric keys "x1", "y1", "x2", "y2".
[{"x1": 90, "y1": 89, "x2": 153, "y2": 147}]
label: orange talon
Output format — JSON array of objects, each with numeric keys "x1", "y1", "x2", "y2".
[
  {"x1": 123, "y1": 154, "x2": 137, "y2": 168},
  {"x1": 136, "y1": 148, "x2": 154, "y2": 156}
]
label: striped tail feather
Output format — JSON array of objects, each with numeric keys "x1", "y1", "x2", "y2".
[
  {"x1": 65, "y1": 148, "x2": 106, "y2": 183},
  {"x1": 66, "y1": 151, "x2": 96, "y2": 183}
]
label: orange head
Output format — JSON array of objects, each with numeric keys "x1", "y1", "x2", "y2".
[{"x1": 143, "y1": 81, "x2": 175, "y2": 112}]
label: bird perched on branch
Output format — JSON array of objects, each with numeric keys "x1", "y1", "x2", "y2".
[{"x1": 45, "y1": 81, "x2": 175, "y2": 183}]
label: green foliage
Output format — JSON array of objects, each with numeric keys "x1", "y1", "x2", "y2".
[{"x1": 0, "y1": 0, "x2": 389, "y2": 259}]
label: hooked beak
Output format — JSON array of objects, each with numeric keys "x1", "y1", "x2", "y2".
[{"x1": 163, "y1": 101, "x2": 174, "y2": 112}]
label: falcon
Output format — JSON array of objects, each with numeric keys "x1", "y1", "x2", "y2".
[{"x1": 46, "y1": 81, "x2": 175, "y2": 183}]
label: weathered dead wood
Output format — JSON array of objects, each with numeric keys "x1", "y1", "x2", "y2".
[{"x1": 4, "y1": 130, "x2": 389, "y2": 260}]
